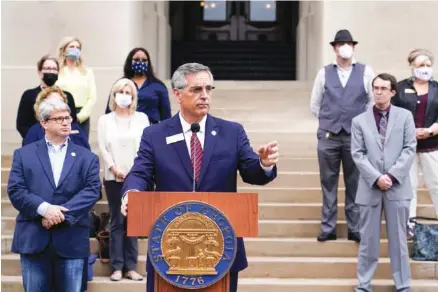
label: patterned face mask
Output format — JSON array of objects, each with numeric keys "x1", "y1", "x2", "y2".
[
  {"x1": 413, "y1": 66, "x2": 433, "y2": 81},
  {"x1": 132, "y1": 61, "x2": 148, "y2": 74}
]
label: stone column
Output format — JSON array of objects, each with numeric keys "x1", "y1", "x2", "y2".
[
  {"x1": 296, "y1": 1, "x2": 324, "y2": 81},
  {"x1": 321, "y1": 1, "x2": 438, "y2": 80},
  {"x1": 297, "y1": 1, "x2": 438, "y2": 81}
]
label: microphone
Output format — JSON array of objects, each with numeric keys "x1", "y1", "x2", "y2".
[
  {"x1": 191, "y1": 123, "x2": 200, "y2": 192},
  {"x1": 190, "y1": 123, "x2": 200, "y2": 133}
]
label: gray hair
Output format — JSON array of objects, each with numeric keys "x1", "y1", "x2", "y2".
[
  {"x1": 171, "y1": 63, "x2": 214, "y2": 89},
  {"x1": 39, "y1": 99, "x2": 71, "y2": 121},
  {"x1": 407, "y1": 49, "x2": 434, "y2": 65}
]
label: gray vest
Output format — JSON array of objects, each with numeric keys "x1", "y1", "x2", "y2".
[{"x1": 319, "y1": 63, "x2": 368, "y2": 134}]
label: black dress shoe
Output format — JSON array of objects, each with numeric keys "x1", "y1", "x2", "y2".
[
  {"x1": 317, "y1": 233, "x2": 337, "y2": 242},
  {"x1": 348, "y1": 232, "x2": 361, "y2": 243}
]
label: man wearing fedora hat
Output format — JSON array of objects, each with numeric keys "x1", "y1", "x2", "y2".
[{"x1": 310, "y1": 29, "x2": 375, "y2": 243}]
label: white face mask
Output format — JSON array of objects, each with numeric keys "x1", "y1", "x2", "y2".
[
  {"x1": 413, "y1": 66, "x2": 433, "y2": 81},
  {"x1": 115, "y1": 93, "x2": 132, "y2": 108},
  {"x1": 338, "y1": 44, "x2": 354, "y2": 59}
]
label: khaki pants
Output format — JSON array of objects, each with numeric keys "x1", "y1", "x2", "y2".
[{"x1": 408, "y1": 151, "x2": 438, "y2": 227}]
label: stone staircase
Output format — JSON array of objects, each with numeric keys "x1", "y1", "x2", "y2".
[{"x1": 1, "y1": 81, "x2": 437, "y2": 291}]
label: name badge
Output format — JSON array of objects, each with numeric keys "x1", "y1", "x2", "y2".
[
  {"x1": 166, "y1": 133, "x2": 184, "y2": 145},
  {"x1": 404, "y1": 88, "x2": 415, "y2": 93}
]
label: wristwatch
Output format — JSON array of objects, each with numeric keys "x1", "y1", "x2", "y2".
[{"x1": 427, "y1": 128, "x2": 434, "y2": 137}]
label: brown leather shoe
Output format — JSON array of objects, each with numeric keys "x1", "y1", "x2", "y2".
[
  {"x1": 124, "y1": 270, "x2": 144, "y2": 281},
  {"x1": 110, "y1": 270, "x2": 122, "y2": 281}
]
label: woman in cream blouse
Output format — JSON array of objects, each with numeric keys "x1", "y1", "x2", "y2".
[
  {"x1": 97, "y1": 78, "x2": 149, "y2": 281},
  {"x1": 56, "y1": 36, "x2": 97, "y2": 139}
]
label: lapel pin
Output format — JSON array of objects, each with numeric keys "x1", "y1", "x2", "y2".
[
  {"x1": 71, "y1": 152, "x2": 76, "y2": 157},
  {"x1": 211, "y1": 130, "x2": 217, "y2": 136}
]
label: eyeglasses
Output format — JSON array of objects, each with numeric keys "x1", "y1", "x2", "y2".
[
  {"x1": 372, "y1": 86, "x2": 391, "y2": 92},
  {"x1": 133, "y1": 58, "x2": 148, "y2": 62},
  {"x1": 46, "y1": 116, "x2": 72, "y2": 124},
  {"x1": 185, "y1": 85, "x2": 215, "y2": 95}
]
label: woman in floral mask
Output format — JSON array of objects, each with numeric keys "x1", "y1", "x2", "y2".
[
  {"x1": 97, "y1": 78, "x2": 149, "y2": 281},
  {"x1": 56, "y1": 36, "x2": 97, "y2": 139},
  {"x1": 393, "y1": 49, "x2": 438, "y2": 237},
  {"x1": 105, "y1": 47, "x2": 171, "y2": 124}
]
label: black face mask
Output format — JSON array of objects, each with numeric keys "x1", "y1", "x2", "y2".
[{"x1": 42, "y1": 73, "x2": 58, "y2": 87}]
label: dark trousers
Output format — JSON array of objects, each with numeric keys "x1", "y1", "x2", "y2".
[
  {"x1": 76, "y1": 108, "x2": 90, "y2": 140},
  {"x1": 317, "y1": 128, "x2": 359, "y2": 234},
  {"x1": 20, "y1": 242, "x2": 84, "y2": 292},
  {"x1": 104, "y1": 180, "x2": 138, "y2": 272}
]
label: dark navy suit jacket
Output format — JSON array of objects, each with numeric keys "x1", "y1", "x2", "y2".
[
  {"x1": 7, "y1": 139, "x2": 101, "y2": 258},
  {"x1": 121, "y1": 113, "x2": 277, "y2": 273}
]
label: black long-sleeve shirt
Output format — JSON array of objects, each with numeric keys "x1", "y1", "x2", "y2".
[{"x1": 16, "y1": 86, "x2": 77, "y2": 138}]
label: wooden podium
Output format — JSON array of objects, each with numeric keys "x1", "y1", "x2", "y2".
[{"x1": 127, "y1": 192, "x2": 258, "y2": 292}]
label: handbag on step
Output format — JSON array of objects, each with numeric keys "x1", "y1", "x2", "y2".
[
  {"x1": 409, "y1": 216, "x2": 438, "y2": 261},
  {"x1": 95, "y1": 212, "x2": 111, "y2": 263}
]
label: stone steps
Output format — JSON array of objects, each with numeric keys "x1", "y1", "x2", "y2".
[
  {"x1": 1, "y1": 183, "x2": 432, "y2": 204},
  {"x1": 1, "y1": 169, "x2": 326, "y2": 187},
  {"x1": 1, "y1": 131, "x2": 319, "y2": 158},
  {"x1": 1, "y1": 169, "x2": 428, "y2": 190},
  {"x1": 0, "y1": 236, "x2": 413, "y2": 258},
  {"x1": 1, "y1": 157, "x2": 324, "y2": 171},
  {"x1": 1, "y1": 156, "x2": 321, "y2": 172},
  {"x1": 2, "y1": 254, "x2": 437, "y2": 280},
  {"x1": 2, "y1": 276, "x2": 437, "y2": 292},
  {"x1": 3, "y1": 216, "x2": 434, "y2": 238},
  {"x1": 2, "y1": 199, "x2": 435, "y2": 220},
  {"x1": 0, "y1": 169, "x2": 339, "y2": 188}
]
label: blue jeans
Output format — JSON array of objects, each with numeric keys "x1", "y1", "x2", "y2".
[{"x1": 20, "y1": 248, "x2": 84, "y2": 292}]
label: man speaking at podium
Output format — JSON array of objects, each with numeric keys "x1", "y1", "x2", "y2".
[{"x1": 120, "y1": 62, "x2": 279, "y2": 291}]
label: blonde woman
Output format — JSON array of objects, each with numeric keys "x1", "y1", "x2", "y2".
[
  {"x1": 56, "y1": 36, "x2": 97, "y2": 139},
  {"x1": 97, "y1": 78, "x2": 149, "y2": 281},
  {"x1": 393, "y1": 49, "x2": 438, "y2": 237}
]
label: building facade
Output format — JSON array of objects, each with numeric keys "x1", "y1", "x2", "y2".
[{"x1": 2, "y1": 0, "x2": 438, "y2": 151}]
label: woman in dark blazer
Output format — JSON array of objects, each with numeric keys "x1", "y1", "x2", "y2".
[
  {"x1": 392, "y1": 48, "x2": 438, "y2": 236},
  {"x1": 105, "y1": 47, "x2": 171, "y2": 124},
  {"x1": 16, "y1": 55, "x2": 77, "y2": 139}
]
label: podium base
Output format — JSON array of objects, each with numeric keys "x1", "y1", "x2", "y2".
[{"x1": 155, "y1": 272, "x2": 230, "y2": 292}]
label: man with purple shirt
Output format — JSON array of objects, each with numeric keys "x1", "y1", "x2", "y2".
[
  {"x1": 351, "y1": 73, "x2": 416, "y2": 292},
  {"x1": 310, "y1": 30, "x2": 374, "y2": 242}
]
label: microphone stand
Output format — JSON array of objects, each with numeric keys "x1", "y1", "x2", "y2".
[{"x1": 192, "y1": 133, "x2": 196, "y2": 192}]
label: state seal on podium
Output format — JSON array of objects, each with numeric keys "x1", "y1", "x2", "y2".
[{"x1": 148, "y1": 201, "x2": 237, "y2": 289}]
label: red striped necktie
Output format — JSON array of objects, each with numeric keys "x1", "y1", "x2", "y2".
[{"x1": 190, "y1": 131, "x2": 203, "y2": 182}]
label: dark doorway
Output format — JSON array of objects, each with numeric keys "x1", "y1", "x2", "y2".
[{"x1": 169, "y1": 0, "x2": 299, "y2": 80}]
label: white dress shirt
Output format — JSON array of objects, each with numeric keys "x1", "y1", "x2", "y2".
[
  {"x1": 36, "y1": 137, "x2": 69, "y2": 216},
  {"x1": 179, "y1": 112, "x2": 207, "y2": 156},
  {"x1": 310, "y1": 58, "x2": 375, "y2": 118}
]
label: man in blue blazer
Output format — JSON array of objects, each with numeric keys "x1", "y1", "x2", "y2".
[
  {"x1": 121, "y1": 63, "x2": 279, "y2": 291},
  {"x1": 7, "y1": 99, "x2": 101, "y2": 292}
]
